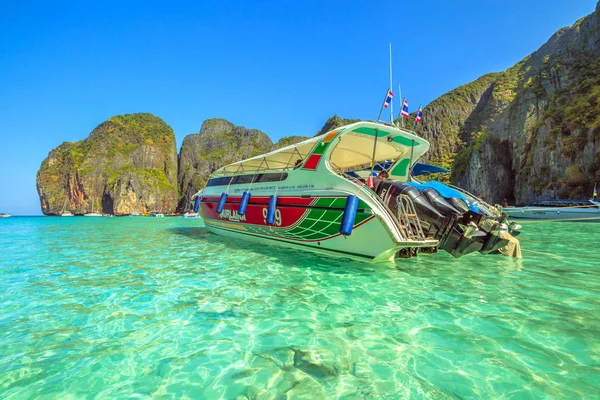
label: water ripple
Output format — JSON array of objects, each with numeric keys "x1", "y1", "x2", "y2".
[{"x1": 0, "y1": 217, "x2": 599, "y2": 398}]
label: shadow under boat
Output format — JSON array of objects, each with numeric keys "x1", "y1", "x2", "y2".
[{"x1": 169, "y1": 226, "x2": 389, "y2": 274}]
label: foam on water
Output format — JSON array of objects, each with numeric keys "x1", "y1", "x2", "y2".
[{"x1": 0, "y1": 217, "x2": 599, "y2": 398}]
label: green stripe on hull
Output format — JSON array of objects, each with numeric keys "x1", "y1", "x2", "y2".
[{"x1": 205, "y1": 223, "x2": 375, "y2": 260}]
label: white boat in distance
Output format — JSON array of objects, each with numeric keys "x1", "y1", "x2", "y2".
[
  {"x1": 84, "y1": 199, "x2": 103, "y2": 217},
  {"x1": 503, "y1": 199, "x2": 600, "y2": 221},
  {"x1": 0, "y1": 213, "x2": 11, "y2": 218}
]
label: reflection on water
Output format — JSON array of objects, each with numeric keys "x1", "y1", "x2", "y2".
[{"x1": 0, "y1": 217, "x2": 599, "y2": 398}]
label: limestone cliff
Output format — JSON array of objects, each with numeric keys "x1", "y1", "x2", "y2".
[
  {"x1": 36, "y1": 113, "x2": 178, "y2": 215},
  {"x1": 314, "y1": 115, "x2": 360, "y2": 137},
  {"x1": 274, "y1": 135, "x2": 310, "y2": 149},
  {"x1": 426, "y1": 1, "x2": 600, "y2": 204},
  {"x1": 177, "y1": 119, "x2": 273, "y2": 211}
]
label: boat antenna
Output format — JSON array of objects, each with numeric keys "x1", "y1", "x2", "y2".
[
  {"x1": 370, "y1": 128, "x2": 379, "y2": 177},
  {"x1": 389, "y1": 43, "x2": 393, "y2": 125}
]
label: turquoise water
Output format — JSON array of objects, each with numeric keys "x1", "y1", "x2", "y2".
[{"x1": 1, "y1": 217, "x2": 599, "y2": 399}]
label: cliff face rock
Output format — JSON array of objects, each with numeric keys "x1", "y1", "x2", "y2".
[
  {"x1": 36, "y1": 113, "x2": 178, "y2": 215},
  {"x1": 274, "y1": 136, "x2": 310, "y2": 149},
  {"x1": 315, "y1": 115, "x2": 360, "y2": 137},
  {"x1": 420, "y1": 2, "x2": 600, "y2": 204},
  {"x1": 177, "y1": 118, "x2": 273, "y2": 211}
]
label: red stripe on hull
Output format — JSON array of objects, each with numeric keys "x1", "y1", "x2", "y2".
[
  {"x1": 202, "y1": 196, "x2": 314, "y2": 207},
  {"x1": 200, "y1": 202, "x2": 308, "y2": 228}
]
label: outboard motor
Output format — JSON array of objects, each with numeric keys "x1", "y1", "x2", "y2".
[
  {"x1": 375, "y1": 179, "x2": 516, "y2": 258},
  {"x1": 422, "y1": 187, "x2": 462, "y2": 216},
  {"x1": 377, "y1": 181, "x2": 446, "y2": 235}
]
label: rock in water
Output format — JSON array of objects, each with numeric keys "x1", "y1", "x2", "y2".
[
  {"x1": 177, "y1": 118, "x2": 273, "y2": 212},
  {"x1": 36, "y1": 113, "x2": 178, "y2": 215}
]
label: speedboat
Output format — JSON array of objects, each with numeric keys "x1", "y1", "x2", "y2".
[
  {"x1": 194, "y1": 121, "x2": 520, "y2": 261},
  {"x1": 130, "y1": 212, "x2": 141, "y2": 216},
  {"x1": 60, "y1": 211, "x2": 74, "y2": 217},
  {"x1": 503, "y1": 199, "x2": 600, "y2": 221},
  {"x1": 183, "y1": 211, "x2": 199, "y2": 218},
  {"x1": 150, "y1": 212, "x2": 164, "y2": 217},
  {"x1": 0, "y1": 213, "x2": 11, "y2": 218}
]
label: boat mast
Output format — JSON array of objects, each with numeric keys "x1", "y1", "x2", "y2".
[
  {"x1": 389, "y1": 43, "x2": 393, "y2": 125},
  {"x1": 397, "y1": 84, "x2": 402, "y2": 128}
]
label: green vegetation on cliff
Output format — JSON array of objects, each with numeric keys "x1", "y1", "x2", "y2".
[
  {"x1": 177, "y1": 119, "x2": 274, "y2": 211},
  {"x1": 419, "y1": 73, "x2": 500, "y2": 170},
  {"x1": 429, "y1": 2, "x2": 600, "y2": 203},
  {"x1": 36, "y1": 113, "x2": 178, "y2": 215},
  {"x1": 314, "y1": 115, "x2": 360, "y2": 137},
  {"x1": 274, "y1": 136, "x2": 310, "y2": 149}
]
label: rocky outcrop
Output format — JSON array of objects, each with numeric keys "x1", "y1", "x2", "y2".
[
  {"x1": 273, "y1": 135, "x2": 310, "y2": 149},
  {"x1": 420, "y1": 1, "x2": 600, "y2": 204},
  {"x1": 314, "y1": 115, "x2": 360, "y2": 137},
  {"x1": 177, "y1": 118, "x2": 273, "y2": 212},
  {"x1": 36, "y1": 113, "x2": 178, "y2": 215}
]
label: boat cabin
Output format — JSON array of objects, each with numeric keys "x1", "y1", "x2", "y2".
[{"x1": 208, "y1": 121, "x2": 429, "y2": 185}]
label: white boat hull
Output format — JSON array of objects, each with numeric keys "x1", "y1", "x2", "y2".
[{"x1": 503, "y1": 207, "x2": 600, "y2": 221}]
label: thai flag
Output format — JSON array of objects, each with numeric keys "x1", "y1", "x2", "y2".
[
  {"x1": 400, "y1": 98, "x2": 409, "y2": 118},
  {"x1": 383, "y1": 90, "x2": 394, "y2": 108},
  {"x1": 415, "y1": 105, "x2": 423, "y2": 123}
]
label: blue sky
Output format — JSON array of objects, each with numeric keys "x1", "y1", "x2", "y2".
[{"x1": 0, "y1": 0, "x2": 596, "y2": 215}]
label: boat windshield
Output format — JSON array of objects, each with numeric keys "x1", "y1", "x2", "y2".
[{"x1": 326, "y1": 123, "x2": 429, "y2": 181}]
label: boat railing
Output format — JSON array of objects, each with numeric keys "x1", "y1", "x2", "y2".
[
  {"x1": 397, "y1": 194, "x2": 426, "y2": 240},
  {"x1": 332, "y1": 168, "x2": 429, "y2": 242}
]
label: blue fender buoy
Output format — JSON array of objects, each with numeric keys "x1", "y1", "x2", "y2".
[
  {"x1": 266, "y1": 195, "x2": 278, "y2": 225},
  {"x1": 216, "y1": 193, "x2": 228, "y2": 213},
  {"x1": 340, "y1": 195, "x2": 359, "y2": 235},
  {"x1": 193, "y1": 196, "x2": 201, "y2": 212},
  {"x1": 239, "y1": 191, "x2": 251, "y2": 215}
]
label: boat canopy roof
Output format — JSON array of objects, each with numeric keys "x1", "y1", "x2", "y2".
[
  {"x1": 212, "y1": 121, "x2": 430, "y2": 176},
  {"x1": 214, "y1": 135, "x2": 323, "y2": 175}
]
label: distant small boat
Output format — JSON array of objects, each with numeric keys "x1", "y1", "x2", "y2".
[
  {"x1": 59, "y1": 199, "x2": 74, "y2": 216},
  {"x1": 504, "y1": 185, "x2": 600, "y2": 221},
  {"x1": 150, "y1": 212, "x2": 164, "y2": 217},
  {"x1": 130, "y1": 212, "x2": 141, "y2": 216},
  {"x1": 0, "y1": 213, "x2": 11, "y2": 218},
  {"x1": 84, "y1": 200, "x2": 103, "y2": 217},
  {"x1": 503, "y1": 199, "x2": 600, "y2": 221},
  {"x1": 183, "y1": 212, "x2": 199, "y2": 218}
]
